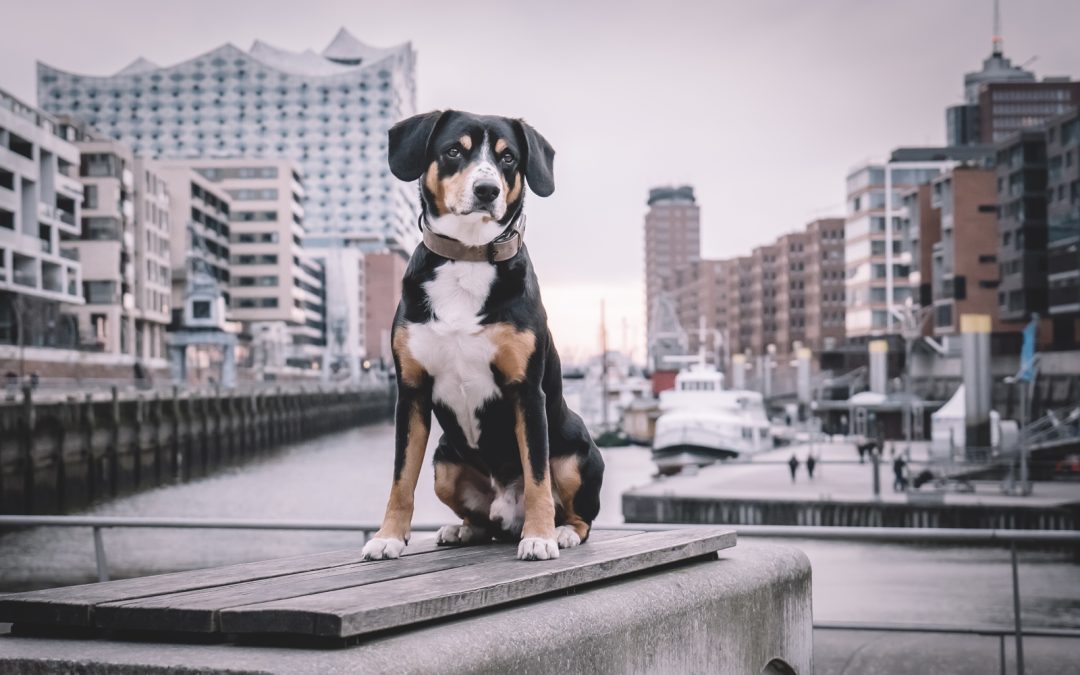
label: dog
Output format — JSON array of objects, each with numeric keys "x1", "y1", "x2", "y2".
[{"x1": 360, "y1": 110, "x2": 605, "y2": 562}]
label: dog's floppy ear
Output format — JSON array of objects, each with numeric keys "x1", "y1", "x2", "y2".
[
  {"x1": 388, "y1": 110, "x2": 447, "y2": 181},
  {"x1": 514, "y1": 119, "x2": 555, "y2": 197}
]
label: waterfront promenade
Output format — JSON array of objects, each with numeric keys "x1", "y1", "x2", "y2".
[{"x1": 628, "y1": 439, "x2": 1080, "y2": 508}]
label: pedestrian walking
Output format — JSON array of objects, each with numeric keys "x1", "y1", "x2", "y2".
[
  {"x1": 806, "y1": 454, "x2": 817, "y2": 480},
  {"x1": 893, "y1": 455, "x2": 908, "y2": 492},
  {"x1": 788, "y1": 454, "x2": 800, "y2": 483}
]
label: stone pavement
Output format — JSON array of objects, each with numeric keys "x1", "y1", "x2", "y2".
[{"x1": 815, "y1": 629, "x2": 1080, "y2": 674}]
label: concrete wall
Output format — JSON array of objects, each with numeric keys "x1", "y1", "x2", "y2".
[
  {"x1": 0, "y1": 544, "x2": 814, "y2": 675},
  {"x1": 624, "y1": 493, "x2": 1079, "y2": 531}
]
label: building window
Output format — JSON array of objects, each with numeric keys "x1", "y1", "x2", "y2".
[
  {"x1": 192, "y1": 300, "x2": 211, "y2": 319},
  {"x1": 83, "y1": 185, "x2": 98, "y2": 209}
]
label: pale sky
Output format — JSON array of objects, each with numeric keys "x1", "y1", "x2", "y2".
[{"x1": 2, "y1": 0, "x2": 1078, "y2": 364}]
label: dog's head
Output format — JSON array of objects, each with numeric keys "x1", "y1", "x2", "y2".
[{"x1": 387, "y1": 110, "x2": 555, "y2": 245}]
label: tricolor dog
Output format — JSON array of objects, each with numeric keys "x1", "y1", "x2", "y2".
[{"x1": 361, "y1": 110, "x2": 605, "y2": 562}]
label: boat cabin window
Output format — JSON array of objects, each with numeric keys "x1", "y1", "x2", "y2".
[{"x1": 681, "y1": 380, "x2": 716, "y2": 391}]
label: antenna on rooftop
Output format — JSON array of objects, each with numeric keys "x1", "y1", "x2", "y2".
[{"x1": 992, "y1": 0, "x2": 1003, "y2": 56}]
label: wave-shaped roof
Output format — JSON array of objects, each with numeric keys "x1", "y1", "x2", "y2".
[{"x1": 42, "y1": 28, "x2": 409, "y2": 80}]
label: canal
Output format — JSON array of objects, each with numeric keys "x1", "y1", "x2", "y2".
[{"x1": 1, "y1": 420, "x2": 1078, "y2": 632}]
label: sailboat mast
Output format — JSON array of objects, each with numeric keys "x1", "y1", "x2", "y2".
[{"x1": 601, "y1": 299, "x2": 609, "y2": 431}]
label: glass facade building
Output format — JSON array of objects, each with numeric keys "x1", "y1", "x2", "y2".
[{"x1": 36, "y1": 29, "x2": 419, "y2": 254}]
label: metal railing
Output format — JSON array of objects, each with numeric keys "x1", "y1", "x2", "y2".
[{"x1": 2, "y1": 516, "x2": 1079, "y2": 674}]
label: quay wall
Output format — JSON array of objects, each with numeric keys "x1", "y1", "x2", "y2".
[
  {"x1": 623, "y1": 493, "x2": 1080, "y2": 531},
  {"x1": 0, "y1": 383, "x2": 394, "y2": 515}
]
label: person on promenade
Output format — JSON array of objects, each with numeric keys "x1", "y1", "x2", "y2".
[
  {"x1": 806, "y1": 454, "x2": 817, "y2": 480},
  {"x1": 893, "y1": 455, "x2": 908, "y2": 491},
  {"x1": 788, "y1": 454, "x2": 800, "y2": 483}
]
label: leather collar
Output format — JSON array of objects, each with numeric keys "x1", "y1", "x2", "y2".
[{"x1": 420, "y1": 213, "x2": 526, "y2": 263}]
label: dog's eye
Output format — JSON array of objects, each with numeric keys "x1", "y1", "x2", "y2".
[
  {"x1": 446, "y1": 146, "x2": 461, "y2": 158},
  {"x1": 500, "y1": 152, "x2": 515, "y2": 165}
]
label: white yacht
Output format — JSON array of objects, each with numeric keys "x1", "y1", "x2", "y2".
[{"x1": 651, "y1": 365, "x2": 772, "y2": 475}]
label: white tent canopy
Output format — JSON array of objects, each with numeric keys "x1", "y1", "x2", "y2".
[{"x1": 931, "y1": 384, "x2": 1009, "y2": 449}]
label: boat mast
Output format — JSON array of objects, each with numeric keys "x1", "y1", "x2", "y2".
[{"x1": 600, "y1": 299, "x2": 609, "y2": 432}]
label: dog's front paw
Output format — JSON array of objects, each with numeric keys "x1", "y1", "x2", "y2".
[
  {"x1": 555, "y1": 525, "x2": 582, "y2": 549},
  {"x1": 436, "y1": 524, "x2": 489, "y2": 546},
  {"x1": 517, "y1": 536, "x2": 559, "y2": 561},
  {"x1": 361, "y1": 537, "x2": 406, "y2": 561}
]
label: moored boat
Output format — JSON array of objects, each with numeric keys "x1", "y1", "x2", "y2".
[{"x1": 651, "y1": 365, "x2": 772, "y2": 475}]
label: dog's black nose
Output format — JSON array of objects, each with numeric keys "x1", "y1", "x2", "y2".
[{"x1": 473, "y1": 181, "x2": 500, "y2": 203}]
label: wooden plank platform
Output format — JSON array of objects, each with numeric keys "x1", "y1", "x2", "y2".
[{"x1": 0, "y1": 527, "x2": 735, "y2": 642}]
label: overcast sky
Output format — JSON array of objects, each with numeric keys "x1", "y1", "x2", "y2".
[{"x1": 3, "y1": 0, "x2": 1078, "y2": 362}]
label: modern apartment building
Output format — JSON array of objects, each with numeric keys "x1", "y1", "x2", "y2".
[
  {"x1": 1044, "y1": 110, "x2": 1080, "y2": 347},
  {"x1": 803, "y1": 218, "x2": 846, "y2": 352},
  {"x1": 774, "y1": 231, "x2": 807, "y2": 356},
  {"x1": 730, "y1": 256, "x2": 754, "y2": 358},
  {"x1": 947, "y1": 27, "x2": 1036, "y2": 146},
  {"x1": 38, "y1": 29, "x2": 419, "y2": 379},
  {"x1": 901, "y1": 184, "x2": 940, "y2": 337},
  {"x1": 922, "y1": 168, "x2": 1006, "y2": 336},
  {"x1": 995, "y1": 129, "x2": 1049, "y2": 324},
  {"x1": 644, "y1": 185, "x2": 700, "y2": 356},
  {"x1": 363, "y1": 250, "x2": 407, "y2": 365},
  {"x1": 946, "y1": 14, "x2": 1079, "y2": 147},
  {"x1": 37, "y1": 29, "x2": 417, "y2": 253},
  {"x1": 0, "y1": 87, "x2": 83, "y2": 360},
  {"x1": 844, "y1": 147, "x2": 993, "y2": 339},
  {"x1": 664, "y1": 258, "x2": 729, "y2": 359},
  {"x1": 150, "y1": 163, "x2": 232, "y2": 327},
  {"x1": 975, "y1": 80, "x2": 1080, "y2": 145},
  {"x1": 747, "y1": 243, "x2": 778, "y2": 357},
  {"x1": 63, "y1": 121, "x2": 171, "y2": 366},
  {"x1": 158, "y1": 158, "x2": 325, "y2": 374}
]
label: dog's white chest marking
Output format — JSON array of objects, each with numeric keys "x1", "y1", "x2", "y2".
[{"x1": 407, "y1": 261, "x2": 499, "y2": 447}]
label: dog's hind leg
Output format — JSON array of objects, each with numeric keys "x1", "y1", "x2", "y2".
[
  {"x1": 433, "y1": 453, "x2": 496, "y2": 546},
  {"x1": 551, "y1": 446, "x2": 604, "y2": 548}
]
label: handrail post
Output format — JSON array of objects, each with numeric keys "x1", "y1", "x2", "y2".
[
  {"x1": 93, "y1": 526, "x2": 110, "y2": 582},
  {"x1": 999, "y1": 634, "x2": 1005, "y2": 675},
  {"x1": 1011, "y1": 541, "x2": 1024, "y2": 675}
]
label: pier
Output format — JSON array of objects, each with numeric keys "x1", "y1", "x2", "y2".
[{"x1": 623, "y1": 440, "x2": 1080, "y2": 531}]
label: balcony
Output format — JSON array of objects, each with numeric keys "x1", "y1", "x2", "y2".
[
  {"x1": 1048, "y1": 283, "x2": 1080, "y2": 313},
  {"x1": 59, "y1": 246, "x2": 80, "y2": 261},
  {"x1": 55, "y1": 172, "x2": 84, "y2": 199},
  {"x1": 38, "y1": 202, "x2": 76, "y2": 227}
]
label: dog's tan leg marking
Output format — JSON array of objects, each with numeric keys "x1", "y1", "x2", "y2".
[
  {"x1": 374, "y1": 399, "x2": 429, "y2": 542},
  {"x1": 393, "y1": 326, "x2": 425, "y2": 389},
  {"x1": 434, "y1": 461, "x2": 495, "y2": 546},
  {"x1": 364, "y1": 327, "x2": 431, "y2": 560},
  {"x1": 551, "y1": 455, "x2": 590, "y2": 543},
  {"x1": 434, "y1": 461, "x2": 494, "y2": 522},
  {"x1": 516, "y1": 404, "x2": 558, "y2": 559}
]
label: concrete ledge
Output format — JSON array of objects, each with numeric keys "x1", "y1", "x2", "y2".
[{"x1": 0, "y1": 544, "x2": 812, "y2": 674}]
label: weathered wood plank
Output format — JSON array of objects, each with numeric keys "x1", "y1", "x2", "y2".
[
  {"x1": 220, "y1": 527, "x2": 735, "y2": 638},
  {"x1": 0, "y1": 536, "x2": 444, "y2": 627},
  {"x1": 91, "y1": 530, "x2": 641, "y2": 633}
]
